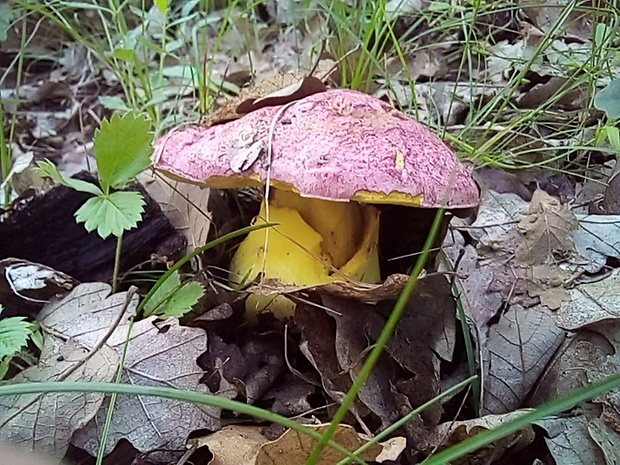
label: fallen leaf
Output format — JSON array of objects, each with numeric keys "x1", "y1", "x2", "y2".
[
  {"x1": 481, "y1": 304, "x2": 565, "y2": 415},
  {"x1": 535, "y1": 416, "x2": 607, "y2": 465},
  {"x1": 588, "y1": 416, "x2": 620, "y2": 465},
  {"x1": 202, "y1": 73, "x2": 325, "y2": 127},
  {"x1": 248, "y1": 273, "x2": 409, "y2": 303},
  {"x1": 256, "y1": 424, "x2": 382, "y2": 465},
  {"x1": 516, "y1": 189, "x2": 578, "y2": 264},
  {"x1": 554, "y1": 269, "x2": 620, "y2": 330},
  {"x1": 0, "y1": 337, "x2": 118, "y2": 458},
  {"x1": 526, "y1": 264, "x2": 572, "y2": 310},
  {"x1": 425, "y1": 410, "x2": 535, "y2": 463},
  {"x1": 189, "y1": 425, "x2": 268, "y2": 465},
  {"x1": 572, "y1": 214, "x2": 620, "y2": 273},
  {"x1": 31, "y1": 283, "x2": 219, "y2": 461},
  {"x1": 465, "y1": 190, "x2": 528, "y2": 259},
  {"x1": 139, "y1": 170, "x2": 212, "y2": 252}
]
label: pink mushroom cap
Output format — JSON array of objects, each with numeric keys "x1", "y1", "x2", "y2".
[{"x1": 153, "y1": 89, "x2": 479, "y2": 209}]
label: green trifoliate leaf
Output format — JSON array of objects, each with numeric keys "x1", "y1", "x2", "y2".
[
  {"x1": 75, "y1": 191, "x2": 145, "y2": 239},
  {"x1": 144, "y1": 271, "x2": 205, "y2": 318},
  {"x1": 95, "y1": 112, "x2": 153, "y2": 192},
  {"x1": 595, "y1": 78, "x2": 620, "y2": 118},
  {"x1": 0, "y1": 305, "x2": 33, "y2": 360},
  {"x1": 36, "y1": 160, "x2": 103, "y2": 196}
]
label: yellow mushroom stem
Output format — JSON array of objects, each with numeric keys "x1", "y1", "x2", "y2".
[{"x1": 230, "y1": 188, "x2": 381, "y2": 320}]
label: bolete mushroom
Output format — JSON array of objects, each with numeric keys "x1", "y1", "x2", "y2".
[{"x1": 154, "y1": 89, "x2": 479, "y2": 319}]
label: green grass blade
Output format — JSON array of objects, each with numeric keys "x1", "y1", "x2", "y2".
[
  {"x1": 0, "y1": 381, "x2": 369, "y2": 464},
  {"x1": 422, "y1": 372, "x2": 620, "y2": 465}
]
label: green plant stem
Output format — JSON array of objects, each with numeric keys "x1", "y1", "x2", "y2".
[
  {"x1": 96, "y1": 317, "x2": 135, "y2": 465},
  {"x1": 440, "y1": 252, "x2": 480, "y2": 413},
  {"x1": 307, "y1": 208, "x2": 446, "y2": 464},
  {"x1": 0, "y1": 104, "x2": 9, "y2": 205},
  {"x1": 112, "y1": 233, "x2": 123, "y2": 293},
  {"x1": 336, "y1": 375, "x2": 478, "y2": 465},
  {"x1": 0, "y1": 381, "x2": 369, "y2": 465},
  {"x1": 422, "y1": 371, "x2": 620, "y2": 465}
]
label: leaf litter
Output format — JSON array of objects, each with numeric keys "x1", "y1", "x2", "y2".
[{"x1": 3, "y1": 1, "x2": 620, "y2": 464}]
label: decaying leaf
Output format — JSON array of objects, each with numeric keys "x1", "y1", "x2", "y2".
[
  {"x1": 191, "y1": 423, "x2": 401, "y2": 465},
  {"x1": 201, "y1": 333, "x2": 286, "y2": 405},
  {"x1": 249, "y1": 273, "x2": 410, "y2": 303},
  {"x1": 297, "y1": 274, "x2": 457, "y2": 433},
  {"x1": 481, "y1": 304, "x2": 565, "y2": 415},
  {"x1": 529, "y1": 322, "x2": 620, "y2": 410},
  {"x1": 202, "y1": 74, "x2": 326, "y2": 127},
  {"x1": 516, "y1": 189, "x2": 578, "y2": 264},
  {"x1": 189, "y1": 425, "x2": 268, "y2": 465},
  {"x1": 572, "y1": 214, "x2": 620, "y2": 273},
  {"x1": 554, "y1": 269, "x2": 620, "y2": 330},
  {"x1": 535, "y1": 416, "x2": 607, "y2": 465},
  {"x1": 256, "y1": 424, "x2": 383, "y2": 465},
  {"x1": 526, "y1": 264, "x2": 572, "y2": 310},
  {"x1": 139, "y1": 170, "x2": 212, "y2": 252},
  {"x1": 465, "y1": 190, "x2": 528, "y2": 259},
  {"x1": 21, "y1": 283, "x2": 220, "y2": 461},
  {"x1": 588, "y1": 416, "x2": 620, "y2": 465},
  {"x1": 0, "y1": 336, "x2": 118, "y2": 459},
  {"x1": 425, "y1": 410, "x2": 535, "y2": 464}
]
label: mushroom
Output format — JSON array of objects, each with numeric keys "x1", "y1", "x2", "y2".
[{"x1": 154, "y1": 89, "x2": 479, "y2": 319}]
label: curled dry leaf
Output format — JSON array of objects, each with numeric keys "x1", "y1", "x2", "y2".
[
  {"x1": 247, "y1": 273, "x2": 410, "y2": 303},
  {"x1": 554, "y1": 269, "x2": 620, "y2": 330},
  {"x1": 529, "y1": 322, "x2": 620, "y2": 411},
  {"x1": 191, "y1": 424, "x2": 402, "y2": 465},
  {"x1": 202, "y1": 74, "x2": 326, "y2": 127},
  {"x1": 572, "y1": 214, "x2": 620, "y2": 273}
]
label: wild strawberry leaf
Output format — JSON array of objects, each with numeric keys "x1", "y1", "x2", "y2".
[
  {"x1": 0, "y1": 305, "x2": 33, "y2": 361},
  {"x1": 95, "y1": 112, "x2": 153, "y2": 193},
  {"x1": 143, "y1": 271, "x2": 205, "y2": 318},
  {"x1": 36, "y1": 160, "x2": 103, "y2": 196},
  {"x1": 75, "y1": 191, "x2": 145, "y2": 239}
]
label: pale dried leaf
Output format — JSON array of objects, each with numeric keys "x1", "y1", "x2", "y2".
[
  {"x1": 426, "y1": 410, "x2": 535, "y2": 462},
  {"x1": 71, "y1": 317, "x2": 218, "y2": 458},
  {"x1": 35, "y1": 283, "x2": 219, "y2": 459},
  {"x1": 482, "y1": 304, "x2": 565, "y2": 415},
  {"x1": 248, "y1": 274, "x2": 409, "y2": 303},
  {"x1": 588, "y1": 417, "x2": 620, "y2": 465},
  {"x1": 526, "y1": 264, "x2": 572, "y2": 310},
  {"x1": 189, "y1": 425, "x2": 267, "y2": 465},
  {"x1": 140, "y1": 170, "x2": 211, "y2": 251},
  {"x1": 554, "y1": 269, "x2": 620, "y2": 330},
  {"x1": 516, "y1": 189, "x2": 578, "y2": 265},
  {"x1": 572, "y1": 214, "x2": 620, "y2": 273},
  {"x1": 520, "y1": 0, "x2": 594, "y2": 39},
  {"x1": 0, "y1": 337, "x2": 118, "y2": 458},
  {"x1": 465, "y1": 190, "x2": 528, "y2": 258},
  {"x1": 529, "y1": 324, "x2": 620, "y2": 408},
  {"x1": 535, "y1": 416, "x2": 606, "y2": 465}
]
